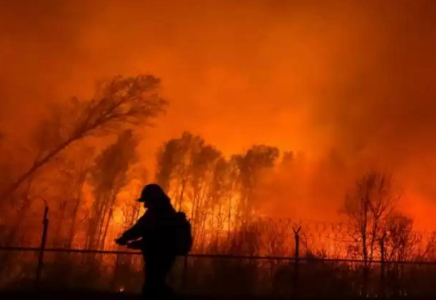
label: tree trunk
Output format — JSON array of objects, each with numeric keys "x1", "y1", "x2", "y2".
[
  {"x1": 1, "y1": 138, "x2": 75, "y2": 200},
  {"x1": 178, "y1": 180, "x2": 186, "y2": 211},
  {"x1": 101, "y1": 202, "x2": 116, "y2": 249},
  {"x1": 68, "y1": 178, "x2": 86, "y2": 248}
]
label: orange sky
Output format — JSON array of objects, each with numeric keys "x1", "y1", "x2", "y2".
[{"x1": 1, "y1": 0, "x2": 436, "y2": 229}]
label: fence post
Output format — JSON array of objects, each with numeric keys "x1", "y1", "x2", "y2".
[
  {"x1": 35, "y1": 205, "x2": 49, "y2": 290},
  {"x1": 380, "y1": 233, "x2": 386, "y2": 298},
  {"x1": 293, "y1": 226, "x2": 301, "y2": 298}
]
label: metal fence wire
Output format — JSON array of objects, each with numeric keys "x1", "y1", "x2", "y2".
[
  {"x1": 2, "y1": 212, "x2": 436, "y2": 297},
  {"x1": 3, "y1": 247, "x2": 436, "y2": 296}
]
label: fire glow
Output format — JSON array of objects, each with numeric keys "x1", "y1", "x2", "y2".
[{"x1": 1, "y1": 0, "x2": 436, "y2": 259}]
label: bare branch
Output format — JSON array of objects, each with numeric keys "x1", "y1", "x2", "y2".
[{"x1": 1, "y1": 75, "x2": 166, "y2": 200}]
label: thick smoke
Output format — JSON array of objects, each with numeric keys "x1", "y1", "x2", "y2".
[{"x1": 1, "y1": 0, "x2": 436, "y2": 229}]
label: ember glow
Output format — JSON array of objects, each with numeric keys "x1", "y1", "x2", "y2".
[{"x1": 1, "y1": 0, "x2": 436, "y2": 255}]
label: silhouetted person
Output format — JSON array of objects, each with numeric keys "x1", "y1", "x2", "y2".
[{"x1": 115, "y1": 184, "x2": 191, "y2": 300}]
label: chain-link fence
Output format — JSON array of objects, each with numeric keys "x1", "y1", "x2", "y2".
[
  {"x1": 3, "y1": 210, "x2": 436, "y2": 298},
  {"x1": 3, "y1": 245, "x2": 436, "y2": 297}
]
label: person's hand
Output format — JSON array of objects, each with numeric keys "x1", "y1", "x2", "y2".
[{"x1": 115, "y1": 237, "x2": 128, "y2": 246}]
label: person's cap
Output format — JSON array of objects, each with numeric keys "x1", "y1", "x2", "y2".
[{"x1": 137, "y1": 184, "x2": 164, "y2": 202}]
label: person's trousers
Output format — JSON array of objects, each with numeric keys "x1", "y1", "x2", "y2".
[{"x1": 142, "y1": 256, "x2": 176, "y2": 300}]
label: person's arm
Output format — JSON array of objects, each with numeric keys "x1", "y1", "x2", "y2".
[
  {"x1": 126, "y1": 239, "x2": 144, "y2": 250},
  {"x1": 115, "y1": 215, "x2": 146, "y2": 245}
]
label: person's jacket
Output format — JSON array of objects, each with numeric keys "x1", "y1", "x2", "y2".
[{"x1": 120, "y1": 209, "x2": 178, "y2": 258}]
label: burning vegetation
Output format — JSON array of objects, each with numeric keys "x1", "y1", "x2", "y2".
[
  {"x1": 1, "y1": 74, "x2": 436, "y2": 262},
  {"x1": 2, "y1": 0, "x2": 436, "y2": 296}
]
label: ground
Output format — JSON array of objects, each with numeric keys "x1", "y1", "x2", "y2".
[{"x1": 0, "y1": 292, "x2": 427, "y2": 300}]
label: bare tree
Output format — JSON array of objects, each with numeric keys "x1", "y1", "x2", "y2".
[
  {"x1": 88, "y1": 130, "x2": 138, "y2": 250},
  {"x1": 233, "y1": 145, "x2": 279, "y2": 222},
  {"x1": 32, "y1": 144, "x2": 96, "y2": 248},
  {"x1": 155, "y1": 132, "x2": 223, "y2": 249},
  {"x1": 155, "y1": 139, "x2": 181, "y2": 193},
  {"x1": 1, "y1": 75, "x2": 166, "y2": 200},
  {"x1": 380, "y1": 212, "x2": 419, "y2": 296},
  {"x1": 171, "y1": 132, "x2": 204, "y2": 211},
  {"x1": 384, "y1": 212, "x2": 417, "y2": 262},
  {"x1": 343, "y1": 172, "x2": 399, "y2": 262},
  {"x1": 155, "y1": 132, "x2": 205, "y2": 211},
  {"x1": 120, "y1": 164, "x2": 148, "y2": 230},
  {"x1": 342, "y1": 171, "x2": 399, "y2": 295},
  {"x1": 188, "y1": 144, "x2": 221, "y2": 234},
  {"x1": 209, "y1": 157, "x2": 238, "y2": 239}
]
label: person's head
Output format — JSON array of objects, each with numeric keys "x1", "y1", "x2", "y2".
[{"x1": 137, "y1": 184, "x2": 173, "y2": 211}]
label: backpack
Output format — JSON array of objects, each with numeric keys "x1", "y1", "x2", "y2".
[{"x1": 174, "y1": 212, "x2": 193, "y2": 255}]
